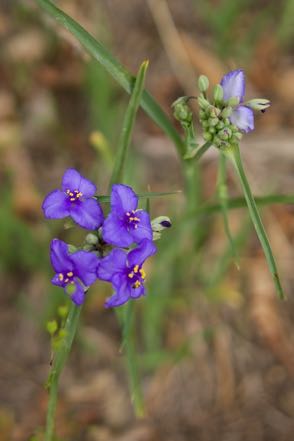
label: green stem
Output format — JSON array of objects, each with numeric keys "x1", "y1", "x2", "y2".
[
  {"x1": 193, "y1": 141, "x2": 212, "y2": 161},
  {"x1": 109, "y1": 61, "x2": 148, "y2": 189},
  {"x1": 217, "y1": 152, "x2": 239, "y2": 268},
  {"x1": 45, "y1": 304, "x2": 82, "y2": 441},
  {"x1": 225, "y1": 143, "x2": 285, "y2": 300},
  {"x1": 35, "y1": 0, "x2": 185, "y2": 157}
]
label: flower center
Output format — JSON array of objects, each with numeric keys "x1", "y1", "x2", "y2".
[
  {"x1": 58, "y1": 271, "x2": 75, "y2": 285},
  {"x1": 66, "y1": 189, "x2": 83, "y2": 202},
  {"x1": 125, "y1": 210, "x2": 140, "y2": 229},
  {"x1": 127, "y1": 264, "x2": 146, "y2": 289}
]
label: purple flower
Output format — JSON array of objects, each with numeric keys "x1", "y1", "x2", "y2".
[
  {"x1": 50, "y1": 239, "x2": 99, "y2": 305},
  {"x1": 220, "y1": 69, "x2": 254, "y2": 133},
  {"x1": 102, "y1": 184, "x2": 152, "y2": 247},
  {"x1": 97, "y1": 239, "x2": 157, "y2": 307},
  {"x1": 42, "y1": 168, "x2": 104, "y2": 230}
]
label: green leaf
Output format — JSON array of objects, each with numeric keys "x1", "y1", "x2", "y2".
[
  {"x1": 109, "y1": 60, "x2": 149, "y2": 188},
  {"x1": 224, "y1": 143, "x2": 285, "y2": 300},
  {"x1": 35, "y1": 0, "x2": 185, "y2": 156},
  {"x1": 96, "y1": 190, "x2": 180, "y2": 203}
]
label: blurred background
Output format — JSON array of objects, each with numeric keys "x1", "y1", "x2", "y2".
[{"x1": 0, "y1": 1, "x2": 294, "y2": 440}]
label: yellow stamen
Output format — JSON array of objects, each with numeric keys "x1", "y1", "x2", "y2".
[
  {"x1": 58, "y1": 273, "x2": 64, "y2": 281},
  {"x1": 70, "y1": 197, "x2": 75, "y2": 201},
  {"x1": 139, "y1": 268, "x2": 146, "y2": 279},
  {"x1": 67, "y1": 271, "x2": 73, "y2": 277},
  {"x1": 133, "y1": 280, "x2": 141, "y2": 289},
  {"x1": 128, "y1": 272, "x2": 134, "y2": 279},
  {"x1": 133, "y1": 265, "x2": 139, "y2": 273}
]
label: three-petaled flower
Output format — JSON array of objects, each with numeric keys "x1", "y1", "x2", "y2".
[
  {"x1": 102, "y1": 184, "x2": 152, "y2": 247},
  {"x1": 97, "y1": 238, "x2": 156, "y2": 307},
  {"x1": 50, "y1": 239, "x2": 99, "y2": 305},
  {"x1": 42, "y1": 168, "x2": 104, "y2": 230},
  {"x1": 220, "y1": 69, "x2": 255, "y2": 133}
]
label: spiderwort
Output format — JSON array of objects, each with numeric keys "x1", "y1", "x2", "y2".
[
  {"x1": 42, "y1": 168, "x2": 104, "y2": 230},
  {"x1": 102, "y1": 184, "x2": 152, "y2": 247},
  {"x1": 220, "y1": 69, "x2": 254, "y2": 133},
  {"x1": 50, "y1": 239, "x2": 99, "y2": 305},
  {"x1": 97, "y1": 239, "x2": 157, "y2": 307}
]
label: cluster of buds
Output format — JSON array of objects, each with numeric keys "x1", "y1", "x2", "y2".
[{"x1": 197, "y1": 71, "x2": 270, "y2": 149}]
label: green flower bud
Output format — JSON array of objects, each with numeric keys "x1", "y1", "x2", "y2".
[
  {"x1": 208, "y1": 117, "x2": 219, "y2": 126},
  {"x1": 218, "y1": 128, "x2": 232, "y2": 140},
  {"x1": 227, "y1": 96, "x2": 240, "y2": 107},
  {"x1": 198, "y1": 75, "x2": 209, "y2": 93},
  {"x1": 47, "y1": 320, "x2": 58, "y2": 336},
  {"x1": 58, "y1": 305, "x2": 68, "y2": 318},
  {"x1": 209, "y1": 127, "x2": 216, "y2": 134},
  {"x1": 198, "y1": 95, "x2": 211, "y2": 110},
  {"x1": 244, "y1": 98, "x2": 271, "y2": 111},
  {"x1": 213, "y1": 84, "x2": 224, "y2": 103},
  {"x1": 151, "y1": 216, "x2": 172, "y2": 232},
  {"x1": 209, "y1": 107, "x2": 221, "y2": 118},
  {"x1": 221, "y1": 107, "x2": 233, "y2": 118},
  {"x1": 203, "y1": 132, "x2": 213, "y2": 141},
  {"x1": 172, "y1": 97, "x2": 193, "y2": 124},
  {"x1": 216, "y1": 121, "x2": 225, "y2": 130},
  {"x1": 199, "y1": 110, "x2": 207, "y2": 120},
  {"x1": 68, "y1": 244, "x2": 78, "y2": 253},
  {"x1": 85, "y1": 233, "x2": 98, "y2": 245},
  {"x1": 234, "y1": 132, "x2": 243, "y2": 141}
]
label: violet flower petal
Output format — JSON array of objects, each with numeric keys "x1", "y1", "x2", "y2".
[
  {"x1": 111, "y1": 184, "x2": 138, "y2": 214},
  {"x1": 50, "y1": 239, "x2": 73, "y2": 273},
  {"x1": 230, "y1": 105, "x2": 254, "y2": 133},
  {"x1": 69, "y1": 198, "x2": 104, "y2": 230},
  {"x1": 128, "y1": 239, "x2": 157, "y2": 267},
  {"x1": 97, "y1": 249, "x2": 127, "y2": 282},
  {"x1": 220, "y1": 69, "x2": 245, "y2": 102},
  {"x1": 130, "y1": 284, "x2": 145, "y2": 299},
  {"x1": 62, "y1": 168, "x2": 96, "y2": 197},
  {"x1": 42, "y1": 189, "x2": 69, "y2": 219},
  {"x1": 70, "y1": 279, "x2": 85, "y2": 306},
  {"x1": 70, "y1": 250, "x2": 99, "y2": 286},
  {"x1": 105, "y1": 274, "x2": 131, "y2": 308},
  {"x1": 102, "y1": 213, "x2": 133, "y2": 247},
  {"x1": 130, "y1": 211, "x2": 153, "y2": 243}
]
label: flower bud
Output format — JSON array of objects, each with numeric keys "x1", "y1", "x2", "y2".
[
  {"x1": 213, "y1": 84, "x2": 224, "y2": 103},
  {"x1": 85, "y1": 233, "x2": 98, "y2": 245},
  {"x1": 218, "y1": 128, "x2": 232, "y2": 140},
  {"x1": 221, "y1": 106, "x2": 233, "y2": 118},
  {"x1": 244, "y1": 98, "x2": 271, "y2": 111},
  {"x1": 227, "y1": 96, "x2": 240, "y2": 107},
  {"x1": 198, "y1": 95, "x2": 211, "y2": 110},
  {"x1": 47, "y1": 320, "x2": 58, "y2": 336},
  {"x1": 203, "y1": 132, "x2": 213, "y2": 141},
  {"x1": 172, "y1": 97, "x2": 193, "y2": 124},
  {"x1": 198, "y1": 75, "x2": 209, "y2": 93},
  {"x1": 151, "y1": 216, "x2": 172, "y2": 232},
  {"x1": 208, "y1": 117, "x2": 219, "y2": 126},
  {"x1": 209, "y1": 107, "x2": 221, "y2": 118}
]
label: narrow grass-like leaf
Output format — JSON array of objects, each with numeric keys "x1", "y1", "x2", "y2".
[
  {"x1": 36, "y1": 0, "x2": 185, "y2": 156},
  {"x1": 96, "y1": 190, "x2": 181, "y2": 203},
  {"x1": 109, "y1": 61, "x2": 149, "y2": 188},
  {"x1": 217, "y1": 152, "x2": 239, "y2": 269},
  {"x1": 45, "y1": 303, "x2": 81, "y2": 441},
  {"x1": 224, "y1": 143, "x2": 285, "y2": 300}
]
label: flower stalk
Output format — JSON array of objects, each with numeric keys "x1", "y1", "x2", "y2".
[
  {"x1": 45, "y1": 303, "x2": 82, "y2": 441},
  {"x1": 224, "y1": 143, "x2": 285, "y2": 300}
]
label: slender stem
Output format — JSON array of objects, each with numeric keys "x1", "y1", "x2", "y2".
[
  {"x1": 217, "y1": 152, "x2": 239, "y2": 269},
  {"x1": 193, "y1": 141, "x2": 212, "y2": 161},
  {"x1": 45, "y1": 304, "x2": 82, "y2": 441},
  {"x1": 225, "y1": 143, "x2": 285, "y2": 300},
  {"x1": 109, "y1": 61, "x2": 148, "y2": 189}
]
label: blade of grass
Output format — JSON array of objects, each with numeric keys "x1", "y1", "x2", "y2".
[
  {"x1": 224, "y1": 143, "x2": 285, "y2": 300},
  {"x1": 109, "y1": 60, "x2": 149, "y2": 188},
  {"x1": 217, "y1": 152, "x2": 239, "y2": 269},
  {"x1": 96, "y1": 190, "x2": 181, "y2": 203},
  {"x1": 35, "y1": 0, "x2": 185, "y2": 156}
]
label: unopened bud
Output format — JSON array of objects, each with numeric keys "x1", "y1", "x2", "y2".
[
  {"x1": 198, "y1": 75, "x2": 209, "y2": 93},
  {"x1": 198, "y1": 95, "x2": 211, "y2": 110},
  {"x1": 47, "y1": 320, "x2": 58, "y2": 336},
  {"x1": 219, "y1": 128, "x2": 232, "y2": 140},
  {"x1": 85, "y1": 233, "x2": 98, "y2": 245},
  {"x1": 203, "y1": 132, "x2": 213, "y2": 141},
  {"x1": 172, "y1": 97, "x2": 193, "y2": 124},
  {"x1": 227, "y1": 96, "x2": 240, "y2": 107},
  {"x1": 244, "y1": 98, "x2": 271, "y2": 111},
  {"x1": 213, "y1": 84, "x2": 224, "y2": 103},
  {"x1": 221, "y1": 106, "x2": 233, "y2": 118},
  {"x1": 151, "y1": 216, "x2": 172, "y2": 232},
  {"x1": 208, "y1": 117, "x2": 219, "y2": 126}
]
